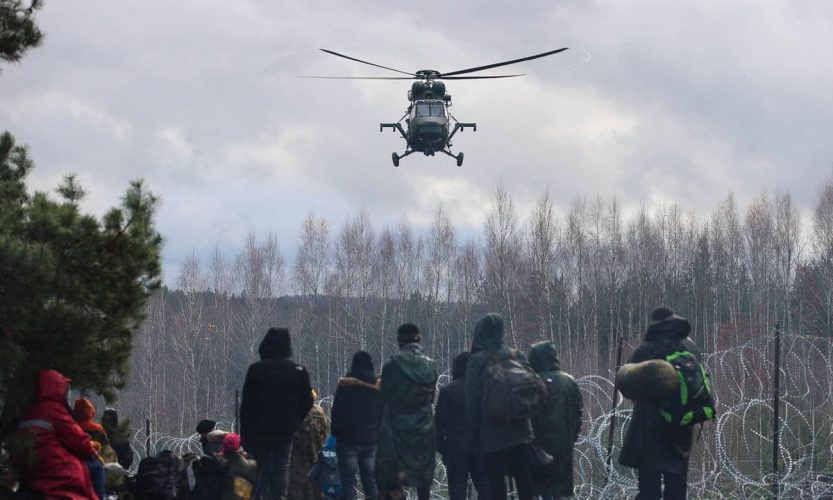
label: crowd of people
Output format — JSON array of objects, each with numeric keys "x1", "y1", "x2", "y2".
[{"x1": 5, "y1": 307, "x2": 709, "y2": 500}]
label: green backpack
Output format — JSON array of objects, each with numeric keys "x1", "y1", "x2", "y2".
[{"x1": 659, "y1": 351, "x2": 716, "y2": 427}]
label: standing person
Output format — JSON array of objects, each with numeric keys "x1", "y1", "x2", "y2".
[
  {"x1": 375, "y1": 324, "x2": 437, "y2": 500},
  {"x1": 331, "y1": 351, "x2": 382, "y2": 500},
  {"x1": 465, "y1": 313, "x2": 535, "y2": 500},
  {"x1": 528, "y1": 341, "x2": 583, "y2": 500},
  {"x1": 435, "y1": 352, "x2": 490, "y2": 500},
  {"x1": 288, "y1": 390, "x2": 330, "y2": 500},
  {"x1": 241, "y1": 327, "x2": 314, "y2": 500},
  {"x1": 619, "y1": 307, "x2": 702, "y2": 500},
  {"x1": 16, "y1": 369, "x2": 98, "y2": 500}
]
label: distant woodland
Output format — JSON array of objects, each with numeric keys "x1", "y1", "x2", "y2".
[{"x1": 118, "y1": 178, "x2": 833, "y2": 436}]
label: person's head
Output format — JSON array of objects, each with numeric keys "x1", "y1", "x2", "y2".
[
  {"x1": 196, "y1": 419, "x2": 216, "y2": 438},
  {"x1": 349, "y1": 351, "x2": 374, "y2": 374},
  {"x1": 647, "y1": 306, "x2": 691, "y2": 340},
  {"x1": 258, "y1": 327, "x2": 292, "y2": 360},
  {"x1": 222, "y1": 432, "x2": 241, "y2": 457},
  {"x1": 72, "y1": 397, "x2": 96, "y2": 422},
  {"x1": 35, "y1": 369, "x2": 71, "y2": 405},
  {"x1": 472, "y1": 313, "x2": 504, "y2": 352},
  {"x1": 528, "y1": 341, "x2": 561, "y2": 373},
  {"x1": 397, "y1": 323, "x2": 421, "y2": 348},
  {"x1": 101, "y1": 408, "x2": 119, "y2": 434},
  {"x1": 451, "y1": 352, "x2": 469, "y2": 380}
]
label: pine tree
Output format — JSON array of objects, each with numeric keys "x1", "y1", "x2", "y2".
[
  {"x1": 0, "y1": 0, "x2": 44, "y2": 70},
  {"x1": 0, "y1": 131, "x2": 162, "y2": 433}
]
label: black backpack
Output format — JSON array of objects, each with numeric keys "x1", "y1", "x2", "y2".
[
  {"x1": 135, "y1": 451, "x2": 183, "y2": 500},
  {"x1": 659, "y1": 350, "x2": 716, "y2": 427},
  {"x1": 482, "y1": 349, "x2": 547, "y2": 424}
]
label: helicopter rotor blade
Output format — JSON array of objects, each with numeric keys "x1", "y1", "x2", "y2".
[
  {"x1": 441, "y1": 74, "x2": 525, "y2": 80},
  {"x1": 298, "y1": 75, "x2": 415, "y2": 80},
  {"x1": 439, "y1": 48, "x2": 568, "y2": 77},
  {"x1": 319, "y1": 49, "x2": 416, "y2": 77}
]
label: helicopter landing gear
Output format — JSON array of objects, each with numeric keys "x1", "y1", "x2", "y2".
[
  {"x1": 391, "y1": 150, "x2": 415, "y2": 167},
  {"x1": 440, "y1": 149, "x2": 464, "y2": 167}
]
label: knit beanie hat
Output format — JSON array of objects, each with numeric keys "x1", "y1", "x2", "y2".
[
  {"x1": 350, "y1": 351, "x2": 374, "y2": 373},
  {"x1": 397, "y1": 323, "x2": 421, "y2": 345}
]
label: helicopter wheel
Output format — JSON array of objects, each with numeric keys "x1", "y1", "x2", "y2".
[
  {"x1": 392, "y1": 152, "x2": 400, "y2": 167},
  {"x1": 456, "y1": 152, "x2": 464, "y2": 167}
]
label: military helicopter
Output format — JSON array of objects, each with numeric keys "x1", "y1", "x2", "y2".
[{"x1": 302, "y1": 47, "x2": 568, "y2": 167}]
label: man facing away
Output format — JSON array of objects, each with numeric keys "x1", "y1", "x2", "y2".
[
  {"x1": 435, "y1": 351, "x2": 490, "y2": 500},
  {"x1": 465, "y1": 313, "x2": 535, "y2": 500},
  {"x1": 375, "y1": 323, "x2": 438, "y2": 500},
  {"x1": 619, "y1": 307, "x2": 702, "y2": 500},
  {"x1": 241, "y1": 327, "x2": 313, "y2": 500},
  {"x1": 528, "y1": 341, "x2": 583, "y2": 500}
]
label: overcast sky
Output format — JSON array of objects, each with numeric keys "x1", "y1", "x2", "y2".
[{"x1": 2, "y1": 0, "x2": 832, "y2": 282}]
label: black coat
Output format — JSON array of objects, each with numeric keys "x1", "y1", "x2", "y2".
[
  {"x1": 330, "y1": 370, "x2": 382, "y2": 446},
  {"x1": 241, "y1": 330, "x2": 313, "y2": 451},
  {"x1": 465, "y1": 313, "x2": 533, "y2": 454},
  {"x1": 435, "y1": 354, "x2": 476, "y2": 455},
  {"x1": 618, "y1": 315, "x2": 701, "y2": 474}
]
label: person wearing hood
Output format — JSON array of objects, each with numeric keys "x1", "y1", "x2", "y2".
[
  {"x1": 331, "y1": 351, "x2": 382, "y2": 500},
  {"x1": 72, "y1": 398, "x2": 109, "y2": 446},
  {"x1": 528, "y1": 341, "x2": 583, "y2": 500},
  {"x1": 435, "y1": 351, "x2": 490, "y2": 500},
  {"x1": 465, "y1": 313, "x2": 534, "y2": 500},
  {"x1": 619, "y1": 307, "x2": 701, "y2": 500},
  {"x1": 375, "y1": 323, "x2": 437, "y2": 500},
  {"x1": 241, "y1": 327, "x2": 314, "y2": 500},
  {"x1": 102, "y1": 408, "x2": 134, "y2": 469},
  {"x1": 16, "y1": 369, "x2": 98, "y2": 500},
  {"x1": 288, "y1": 390, "x2": 330, "y2": 500}
]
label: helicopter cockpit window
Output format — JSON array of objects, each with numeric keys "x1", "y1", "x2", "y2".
[{"x1": 414, "y1": 102, "x2": 445, "y2": 118}]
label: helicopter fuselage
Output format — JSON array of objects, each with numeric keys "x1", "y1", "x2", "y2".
[{"x1": 406, "y1": 99, "x2": 449, "y2": 155}]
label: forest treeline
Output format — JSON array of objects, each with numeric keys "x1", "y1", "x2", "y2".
[{"x1": 119, "y1": 179, "x2": 833, "y2": 436}]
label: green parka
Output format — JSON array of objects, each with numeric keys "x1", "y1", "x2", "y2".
[
  {"x1": 465, "y1": 313, "x2": 534, "y2": 454},
  {"x1": 528, "y1": 341, "x2": 583, "y2": 498},
  {"x1": 374, "y1": 342, "x2": 438, "y2": 489}
]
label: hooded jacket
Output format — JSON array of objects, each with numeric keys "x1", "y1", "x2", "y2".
[
  {"x1": 375, "y1": 342, "x2": 438, "y2": 488},
  {"x1": 528, "y1": 342, "x2": 583, "y2": 497},
  {"x1": 73, "y1": 397, "x2": 108, "y2": 445},
  {"x1": 465, "y1": 313, "x2": 534, "y2": 454},
  {"x1": 331, "y1": 371, "x2": 382, "y2": 446},
  {"x1": 241, "y1": 329, "x2": 313, "y2": 452},
  {"x1": 18, "y1": 369, "x2": 98, "y2": 500},
  {"x1": 618, "y1": 312, "x2": 701, "y2": 474},
  {"x1": 435, "y1": 352, "x2": 476, "y2": 455}
]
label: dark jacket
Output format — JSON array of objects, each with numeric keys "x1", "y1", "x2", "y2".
[
  {"x1": 331, "y1": 370, "x2": 382, "y2": 446},
  {"x1": 435, "y1": 353, "x2": 475, "y2": 455},
  {"x1": 241, "y1": 329, "x2": 314, "y2": 452},
  {"x1": 375, "y1": 342, "x2": 437, "y2": 488},
  {"x1": 465, "y1": 313, "x2": 534, "y2": 454},
  {"x1": 528, "y1": 342, "x2": 583, "y2": 498},
  {"x1": 102, "y1": 408, "x2": 134, "y2": 469},
  {"x1": 618, "y1": 314, "x2": 700, "y2": 474}
]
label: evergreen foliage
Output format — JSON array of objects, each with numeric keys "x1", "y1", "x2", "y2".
[
  {"x1": 0, "y1": 0, "x2": 43, "y2": 69},
  {"x1": 0, "y1": 131, "x2": 162, "y2": 432}
]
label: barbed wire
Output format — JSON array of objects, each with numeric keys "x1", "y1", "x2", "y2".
[{"x1": 130, "y1": 333, "x2": 833, "y2": 498}]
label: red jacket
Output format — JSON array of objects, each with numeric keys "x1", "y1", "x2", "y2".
[
  {"x1": 19, "y1": 369, "x2": 97, "y2": 500},
  {"x1": 73, "y1": 397, "x2": 108, "y2": 444}
]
